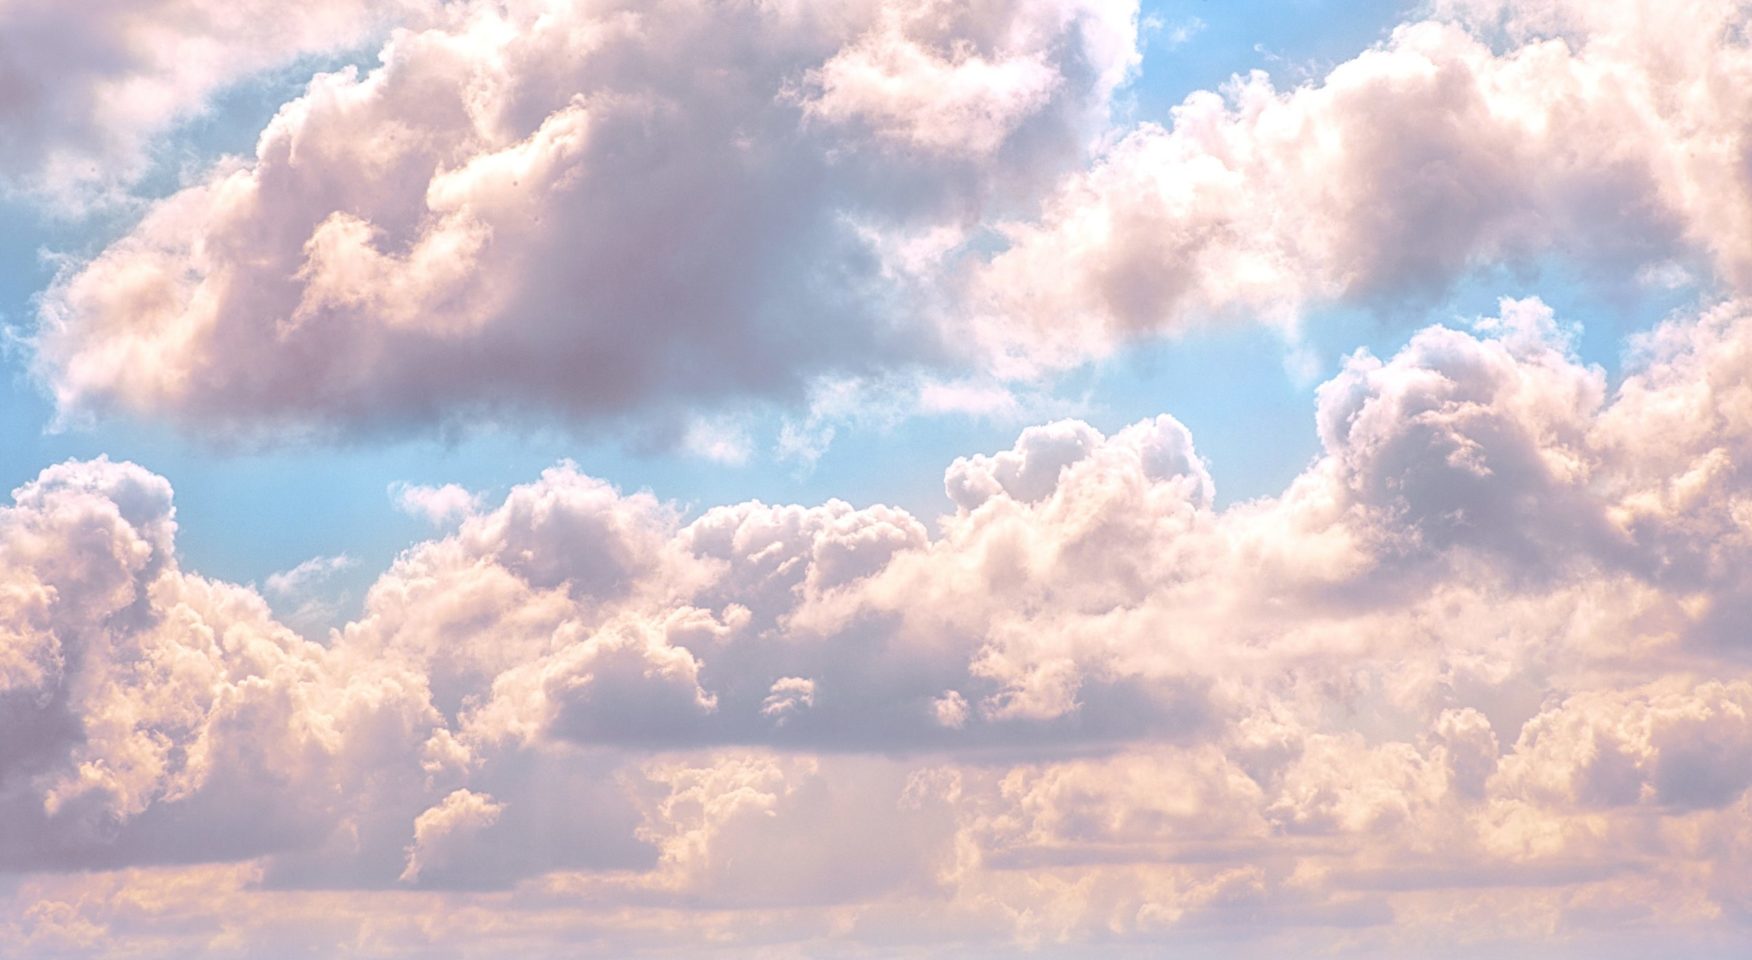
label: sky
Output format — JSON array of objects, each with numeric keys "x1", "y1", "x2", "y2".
[{"x1": 2, "y1": 0, "x2": 1751, "y2": 957}]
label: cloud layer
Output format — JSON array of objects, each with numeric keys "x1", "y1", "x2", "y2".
[{"x1": 8, "y1": 297, "x2": 1752, "y2": 956}]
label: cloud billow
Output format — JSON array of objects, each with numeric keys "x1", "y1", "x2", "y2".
[
  {"x1": 7, "y1": 298, "x2": 1752, "y2": 954},
  {"x1": 29, "y1": 0, "x2": 1137, "y2": 443}
]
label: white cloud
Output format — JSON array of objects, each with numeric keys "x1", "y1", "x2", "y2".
[
  {"x1": 391, "y1": 482, "x2": 480, "y2": 525},
  {"x1": 264, "y1": 553, "x2": 356, "y2": 597},
  {"x1": 0, "y1": 458, "x2": 440, "y2": 873},
  {"x1": 400, "y1": 788, "x2": 504, "y2": 884},
  {"x1": 797, "y1": 0, "x2": 1082, "y2": 158},
  {"x1": 13, "y1": 0, "x2": 1752, "y2": 952},
  {"x1": 30, "y1": 0, "x2": 1138, "y2": 443},
  {"x1": 24, "y1": 0, "x2": 1752, "y2": 446},
  {"x1": 760, "y1": 676, "x2": 817, "y2": 724},
  {"x1": 680, "y1": 417, "x2": 754, "y2": 466},
  {"x1": 962, "y1": 0, "x2": 1752, "y2": 373},
  {"x1": 0, "y1": 0, "x2": 422, "y2": 207},
  {"x1": 263, "y1": 551, "x2": 359, "y2": 636}
]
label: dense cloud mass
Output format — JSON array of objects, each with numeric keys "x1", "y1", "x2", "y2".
[
  {"x1": 31, "y1": 0, "x2": 1137, "y2": 440},
  {"x1": 7, "y1": 298, "x2": 1752, "y2": 956},
  {"x1": 27, "y1": 0, "x2": 1752, "y2": 437}
]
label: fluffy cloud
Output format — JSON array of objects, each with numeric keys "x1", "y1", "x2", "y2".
[
  {"x1": 399, "y1": 788, "x2": 503, "y2": 884},
  {"x1": 30, "y1": 0, "x2": 1137, "y2": 441},
  {"x1": 797, "y1": 0, "x2": 1136, "y2": 157},
  {"x1": 389, "y1": 481, "x2": 479, "y2": 525},
  {"x1": 0, "y1": 458, "x2": 428, "y2": 871},
  {"x1": 34, "y1": 0, "x2": 1752, "y2": 435},
  {"x1": 966, "y1": 0, "x2": 1752, "y2": 371},
  {"x1": 8, "y1": 296, "x2": 1752, "y2": 955},
  {"x1": 16, "y1": 0, "x2": 1752, "y2": 955},
  {"x1": 0, "y1": 0, "x2": 421, "y2": 206}
]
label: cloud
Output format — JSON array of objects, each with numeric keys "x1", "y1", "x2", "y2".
[
  {"x1": 1494, "y1": 682, "x2": 1752, "y2": 811},
  {"x1": 962, "y1": 0, "x2": 1752, "y2": 372},
  {"x1": 29, "y1": 0, "x2": 1138, "y2": 443},
  {"x1": 0, "y1": 0, "x2": 421, "y2": 207},
  {"x1": 399, "y1": 788, "x2": 504, "y2": 884},
  {"x1": 679, "y1": 417, "x2": 754, "y2": 467},
  {"x1": 263, "y1": 552, "x2": 358, "y2": 636},
  {"x1": 26, "y1": 0, "x2": 1752, "y2": 449},
  {"x1": 794, "y1": 0, "x2": 1134, "y2": 158},
  {"x1": 10, "y1": 296, "x2": 1752, "y2": 955},
  {"x1": 390, "y1": 482, "x2": 479, "y2": 525},
  {"x1": 759, "y1": 676, "x2": 816, "y2": 725},
  {"x1": 264, "y1": 553, "x2": 356, "y2": 597},
  {"x1": 0, "y1": 458, "x2": 428, "y2": 872},
  {"x1": 12, "y1": 0, "x2": 1752, "y2": 953}
]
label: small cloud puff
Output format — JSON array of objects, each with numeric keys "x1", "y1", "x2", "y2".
[{"x1": 391, "y1": 482, "x2": 480, "y2": 526}]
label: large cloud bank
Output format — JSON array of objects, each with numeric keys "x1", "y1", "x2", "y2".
[{"x1": 7, "y1": 297, "x2": 1752, "y2": 957}]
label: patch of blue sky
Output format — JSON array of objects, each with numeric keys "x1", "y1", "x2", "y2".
[
  {"x1": 1432, "y1": 253, "x2": 1715, "y2": 380},
  {"x1": 1128, "y1": 0, "x2": 1416, "y2": 118}
]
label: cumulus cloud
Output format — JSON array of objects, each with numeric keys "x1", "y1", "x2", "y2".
[
  {"x1": 32, "y1": 0, "x2": 1752, "y2": 437},
  {"x1": 9, "y1": 296, "x2": 1752, "y2": 955},
  {"x1": 0, "y1": 0, "x2": 421, "y2": 206},
  {"x1": 390, "y1": 482, "x2": 479, "y2": 525},
  {"x1": 964, "y1": 0, "x2": 1752, "y2": 371},
  {"x1": 0, "y1": 456, "x2": 646, "y2": 887},
  {"x1": 399, "y1": 788, "x2": 504, "y2": 884},
  {"x1": 0, "y1": 458, "x2": 432, "y2": 872},
  {"x1": 760, "y1": 676, "x2": 816, "y2": 724},
  {"x1": 796, "y1": 0, "x2": 1135, "y2": 158},
  {"x1": 30, "y1": 0, "x2": 1138, "y2": 442}
]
